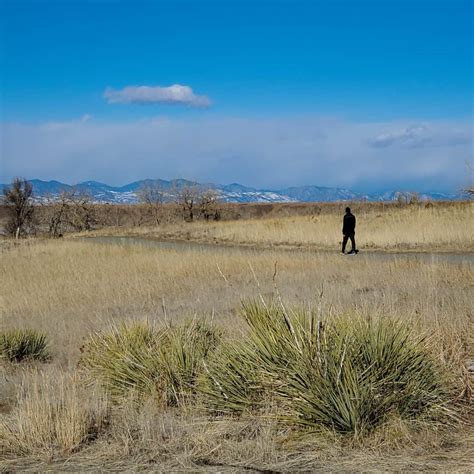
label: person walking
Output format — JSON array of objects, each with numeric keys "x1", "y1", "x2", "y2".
[{"x1": 342, "y1": 207, "x2": 357, "y2": 254}]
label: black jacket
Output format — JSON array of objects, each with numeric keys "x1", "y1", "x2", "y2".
[{"x1": 343, "y1": 213, "x2": 356, "y2": 236}]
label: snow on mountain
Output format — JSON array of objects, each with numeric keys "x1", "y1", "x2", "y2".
[
  {"x1": 280, "y1": 185, "x2": 364, "y2": 202},
  {"x1": 0, "y1": 179, "x2": 466, "y2": 204}
]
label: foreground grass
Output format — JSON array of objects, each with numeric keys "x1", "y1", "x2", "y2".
[
  {"x1": 0, "y1": 235, "x2": 473, "y2": 470},
  {"x1": 1, "y1": 309, "x2": 470, "y2": 470}
]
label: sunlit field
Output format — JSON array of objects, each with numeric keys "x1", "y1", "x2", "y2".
[
  {"x1": 90, "y1": 201, "x2": 474, "y2": 252},
  {"x1": 1, "y1": 205, "x2": 473, "y2": 470}
]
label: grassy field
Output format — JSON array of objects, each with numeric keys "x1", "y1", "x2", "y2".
[
  {"x1": 89, "y1": 201, "x2": 474, "y2": 252},
  {"x1": 0, "y1": 204, "x2": 473, "y2": 471}
]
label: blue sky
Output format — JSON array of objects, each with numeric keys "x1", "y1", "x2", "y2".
[{"x1": 1, "y1": 0, "x2": 472, "y2": 191}]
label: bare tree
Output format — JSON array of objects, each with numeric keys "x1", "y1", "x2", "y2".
[
  {"x1": 175, "y1": 184, "x2": 222, "y2": 222},
  {"x1": 137, "y1": 182, "x2": 165, "y2": 225},
  {"x1": 395, "y1": 191, "x2": 420, "y2": 206},
  {"x1": 66, "y1": 190, "x2": 96, "y2": 231},
  {"x1": 41, "y1": 190, "x2": 96, "y2": 236},
  {"x1": 464, "y1": 161, "x2": 474, "y2": 197},
  {"x1": 42, "y1": 193, "x2": 70, "y2": 238},
  {"x1": 2, "y1": 178, "x2": 36, "y2": 238},
  {"x1": 198, "y1": 189, "x2": 221, "y2": 221},
  {"x1": 176, "y1": 184, "x2": 200, "y2": 222}
]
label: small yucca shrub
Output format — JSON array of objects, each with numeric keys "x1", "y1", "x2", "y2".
[
  {"x1": 0, "y1": 329, "x2": 50, "y2": 363},
  {"x1": 285, "y1": 314, "x2": 450, "y2": 435},
  {"x1": 80, "y1": 318, "x2": 220, "y2": 405},
  {"x1": 201, "y1": 301, "x2": 452, "y2": 435},
  {"x1": 79, "y1": 321, "x2": 162, "y2": 398}
]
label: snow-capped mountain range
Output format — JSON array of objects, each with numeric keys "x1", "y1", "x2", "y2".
[{"x1": 0, "y1": 179, "x2": 465, "y2": 204}]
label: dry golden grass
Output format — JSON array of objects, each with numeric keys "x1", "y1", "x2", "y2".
[
  {"x1": 1, "y1": 238, "x2": 472, "y2": 363},
  {"x1": 0, "y1": 222, "x2": 473, "y2": 470},
  {"x1": 0, "y1": 369, "x2": 108, "y2": 457},
  {"x1": 93, "y1": 201, "x2": 474, "y2": 252}
]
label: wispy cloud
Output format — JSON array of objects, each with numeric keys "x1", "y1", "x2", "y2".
[
  {"x1": 368, "y1": 123, "x2": 472, "y2": 149},
  {"x1": 368, "y1": 125, "x2": 431, "y2": 148},
  {"x1": 103, "y1": 84, "x2": 211, "y2": 108}
]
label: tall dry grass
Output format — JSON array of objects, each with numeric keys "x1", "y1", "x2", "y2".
[
  {"x1": 0, "y1": 370, "x2": 108, "y2": 457},
  {"x1": 97, "y1": 201, "x2": 474, "y2": 251},
  {"x1": 1, "y1": 238, "x2": 472, "y2": 366}
]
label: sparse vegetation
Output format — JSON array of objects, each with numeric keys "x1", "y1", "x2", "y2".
[
  {"x1": 82, "y1": 200, "x2": 474, "y2": 252},
  {"x1": 1, "y1": 196, "x2": 471, "y2": 250}
]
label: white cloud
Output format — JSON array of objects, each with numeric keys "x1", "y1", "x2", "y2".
[
  {"x1": 103, "y1": 84, "x2": 211, "y2": 108},
  {"x1": 368, "y1": 123, "x2": 472, "y2": 149},
  {"x1": 1, "y1": 117, "x2": 471, "y2": 192},
  {"x1": 369, "y1": 124, "x2": 431, "y2": 148}
]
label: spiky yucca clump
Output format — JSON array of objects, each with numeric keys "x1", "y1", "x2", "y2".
[
  {"x1": 161, "y1": 318, "x2": 221, "y2": 404},
  {"x1": 201, "y1": 302, "x2": 452, "y2": 435},
  {"x1": 80, "y1": 319, "x2": 220, "y2": 405},
  {"x1": 79, "y1": 321, "x2": 161, "y2": 398},
  {"x1": 0, "y1": 329, "x2": 50, "y2": 363},
  {"x1": 200, "y1": 341, "x2": 266, "y2": 414}
]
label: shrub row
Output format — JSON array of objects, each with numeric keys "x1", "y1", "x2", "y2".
[{"x1": 3, "y1": 306, "x2": 454, "y2": 437}]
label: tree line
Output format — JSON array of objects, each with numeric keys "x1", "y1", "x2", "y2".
[{"x1": 1, "y1": 178, "x2": 222, "y2": 238}]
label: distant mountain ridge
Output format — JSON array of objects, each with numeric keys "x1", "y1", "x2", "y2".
[{"x1": 0, "y1": 179, "x2": 464, "y2": 204}]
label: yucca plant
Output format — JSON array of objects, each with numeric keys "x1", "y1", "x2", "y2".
[
  {"x1": 0, "y1": 329, "x2": 50, "y2": 362},
  {"x1": 160, "y1": 318, "x2": 221, "y2": 405},
  {"x1": 201, "y1": 301, "x2": 453, "y2": 436},
  {"x1": 79, "y1": 321, "x2": 163, "y2": 398},
  {"x1": 283, "y1": 314, "x2": 450, "y2": 435},
  {"x1": 200, "y1": 341, "x2": 266, "y2": 414},
  {"x1": 80, "y1": 318, "x2": 220, "y2": 405}
]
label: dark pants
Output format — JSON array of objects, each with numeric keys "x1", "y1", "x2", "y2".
[{"x1": 342, "y1": 233, "x2": 356, "y2": 253}]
